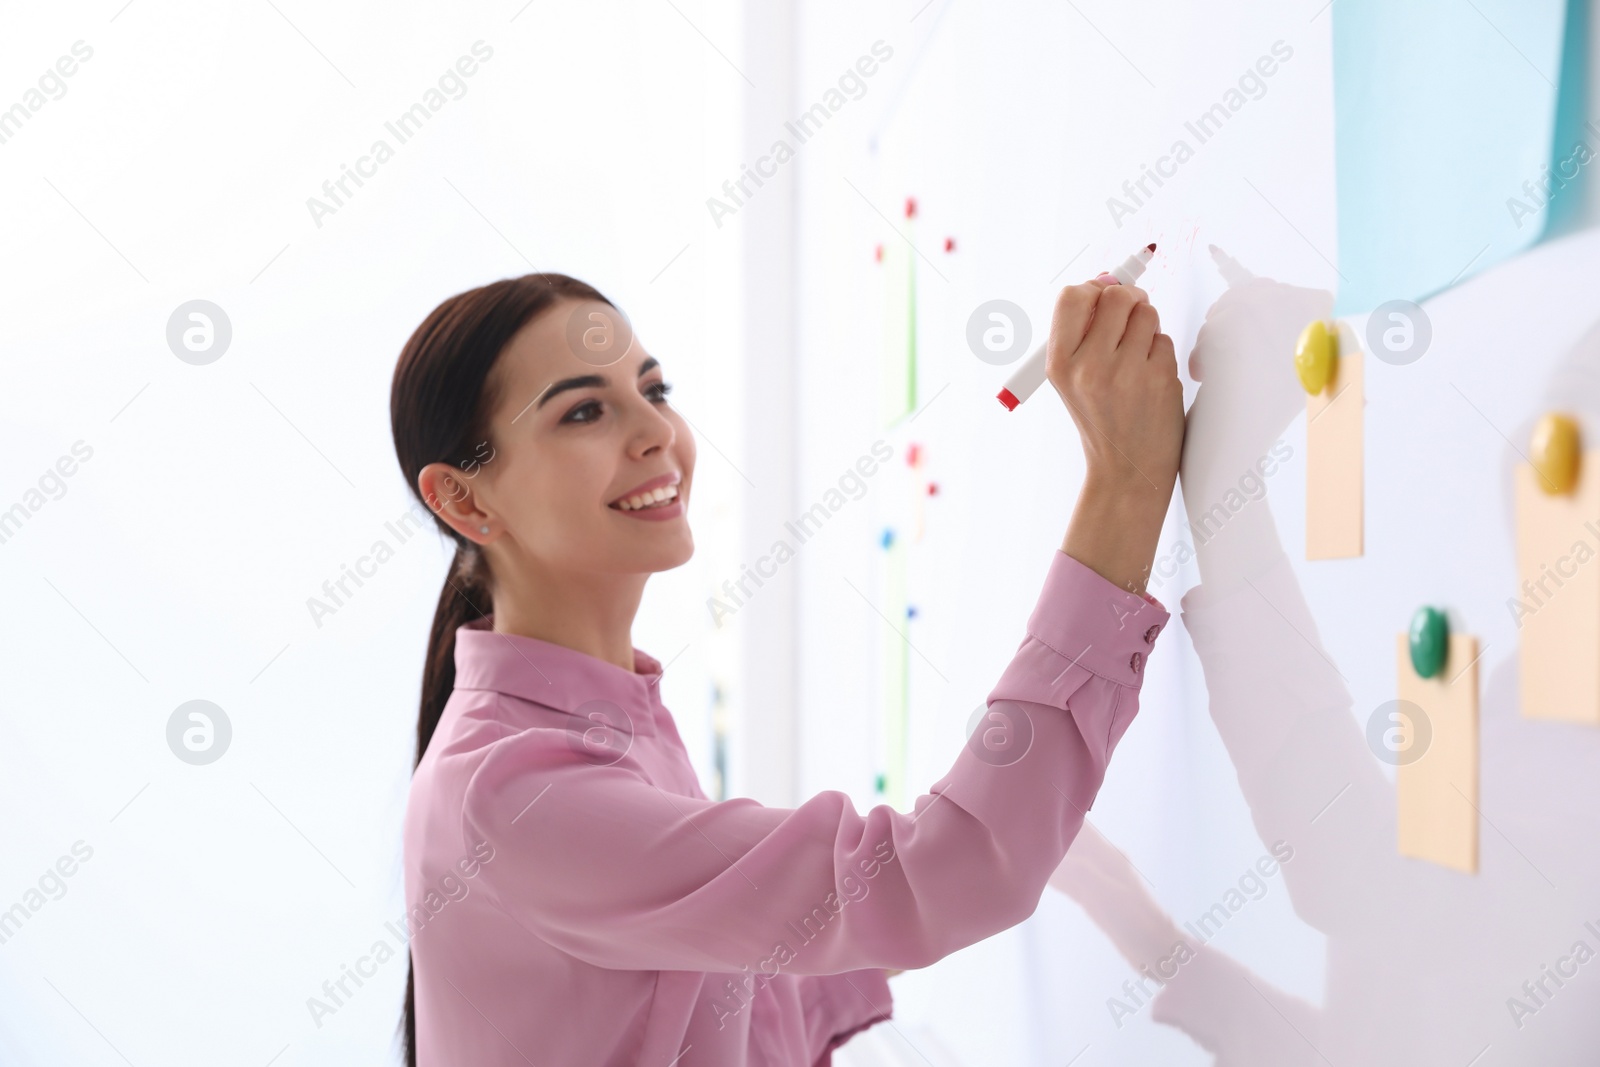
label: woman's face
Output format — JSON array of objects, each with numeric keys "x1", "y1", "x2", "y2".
[{"x1": 449, "y1": 297, "x2": 696, "y2": 577}]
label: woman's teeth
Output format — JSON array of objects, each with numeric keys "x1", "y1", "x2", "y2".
[{"x1": 612, "y1": 484, "x2": 679, "y2": 511}]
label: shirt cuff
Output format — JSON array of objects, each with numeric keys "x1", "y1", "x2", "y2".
[
  {"x1": 808, "y1": 968, "x2": 893, "y2": 1066},
  {"x1": 1025, "y1": 549, "x2": 1172, "y2": 689}
]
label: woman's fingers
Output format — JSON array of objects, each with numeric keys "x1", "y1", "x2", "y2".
[
  {"x1": 1116, "y1": 300, "x2": 1160, "y2": 364},
  {"x1": 1151, "y1": 332, "x2": 1178, "y2": 374},
  {"x1": 1047, "y1": 282, "x2": 1105, "y2": 364},
  {"x1": 1050, "y1": 274, "x2": 1157, "y2": 366},
  {"x1": 1080, "y1": 282, "x2": 1148, "y2": 363}
]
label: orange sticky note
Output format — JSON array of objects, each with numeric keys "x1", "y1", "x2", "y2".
[
  {"x1": 1396, "y1": 633, "x2": 1479, "y2": 874},
  {"x1": 1306, "y1": 333, "x2": 1363, "y2": 559},
  {"x1": 1512, "y1": 449, "x2": 1600, "y2": 724}
]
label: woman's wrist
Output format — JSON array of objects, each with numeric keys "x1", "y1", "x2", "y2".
[{"x1": 1061, "y1": 475, "x2": 1170, "y2": 595}]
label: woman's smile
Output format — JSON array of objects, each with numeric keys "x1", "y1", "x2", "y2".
[
  {"x1": 610, "y1": 496, "x2": 684, "y2": 521},
  {"x1": 607, "y1": 470, "x2": 685, "y2": 520}
]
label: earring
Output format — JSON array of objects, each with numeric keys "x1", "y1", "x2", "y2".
[{"x1": 479, "y1": 525, "x2": 490, "y2": 534}]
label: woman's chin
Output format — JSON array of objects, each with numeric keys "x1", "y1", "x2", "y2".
[{"x1": 614, "y1": 530, "x2": 695, "y2": 572}]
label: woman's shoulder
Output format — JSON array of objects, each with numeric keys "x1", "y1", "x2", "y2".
[
  {"x1": 423, "y1": 688, "x2": 561, "y2": 766},
  {"x1": 434, "y1": 688, "x2": 649, "y2": 788},
  {"x1": 405, "y1": 691, "x2": 563, "y2": 844}
]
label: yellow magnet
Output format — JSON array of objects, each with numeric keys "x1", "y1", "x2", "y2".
[
  {"x1": 1295, "y1": 320, "x2": 1338, "y2": 395},
  {"x1": 1529, "y1": 413, "x2": 1580, "y2": 494}
]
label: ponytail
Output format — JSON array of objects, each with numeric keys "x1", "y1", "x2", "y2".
[
  {"x1": 401, "y1": 542, "x2": 490, "y2": 1063},
  {"x1": 389, "y1": 272, "x2": 615, "y2": 1065},
  {"x1": 415, "y1": 541, "x2": 493, "y2": 770}
]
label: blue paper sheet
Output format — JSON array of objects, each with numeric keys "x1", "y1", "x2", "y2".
[{"x1": 1332, "y1": 0, "x2": 1584, "y2": 315}]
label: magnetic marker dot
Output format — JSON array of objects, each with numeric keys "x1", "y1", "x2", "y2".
[{"x1": 1408, "y1": 606, "x2": 1448, "y2": 679}]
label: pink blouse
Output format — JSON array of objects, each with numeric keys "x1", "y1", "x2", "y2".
[{"x1": 403, "y1": 548, "x2": 1169, "y2": 1065}]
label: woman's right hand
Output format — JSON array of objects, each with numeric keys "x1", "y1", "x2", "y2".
[
  {"x1": 1049, "y1": 277, "x2": 1185, "y2": 595},
  {"x1": 1046, "y1": 278, "x2": 1184, "y2": 504}
]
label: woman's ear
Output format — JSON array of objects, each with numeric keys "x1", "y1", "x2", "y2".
[{"x1": 418, "y1": 462, "x2": 493, "y2": 544}]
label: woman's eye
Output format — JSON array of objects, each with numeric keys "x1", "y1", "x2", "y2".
[
  {"x1": 562, "y1": 400, "x2": 602, "y2": 424},
  {"x1": 560, "y1": 382, "x2": 672, "y2": 425}
]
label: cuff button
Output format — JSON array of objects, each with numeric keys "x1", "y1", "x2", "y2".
[
  {"x1": 1129, "y1": 651, "x2": 1143, "y2": 674},
  {"x1": 1143, "y1": 624, "x2": 1160, "y2": 644}
]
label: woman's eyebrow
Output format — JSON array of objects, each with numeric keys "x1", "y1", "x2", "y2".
[{"x1": 515, "y1": 356, "x2": 662, "y2": 421}]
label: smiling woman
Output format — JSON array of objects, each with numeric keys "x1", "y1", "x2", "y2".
[
  {"x1": 388, "y1": 268, "x2": 1180, "y2": 1067},
  {"x1": 390, "y1": 272, "x2": 703, "y2": 1064}
]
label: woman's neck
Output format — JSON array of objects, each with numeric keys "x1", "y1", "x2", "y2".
[{"x1": 488, "y1": 562, "x2": 647, "y2": 674}]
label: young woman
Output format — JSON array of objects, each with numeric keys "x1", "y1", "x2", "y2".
[{"x1": 392, "y1": 271, "x2": 1183, "y2": 1065}]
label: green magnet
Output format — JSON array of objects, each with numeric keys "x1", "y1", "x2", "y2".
[{"x1": 1408, "y1": 606, "x2": 1448, "y2": 679}]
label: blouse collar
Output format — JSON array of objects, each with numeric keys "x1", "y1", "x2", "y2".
[{"x1": 452, "y1": 615, "x2": 664, "y2": 736}]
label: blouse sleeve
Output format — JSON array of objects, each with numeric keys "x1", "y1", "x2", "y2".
[{"x1": 460, "y1": 548, "x2": 1170, "y2": 974}]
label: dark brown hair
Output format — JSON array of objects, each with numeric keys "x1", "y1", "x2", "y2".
[{"x1": 389, "y1": 272, "x2": 615, "y2": 1065}]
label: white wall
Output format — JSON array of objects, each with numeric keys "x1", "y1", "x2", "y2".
[{"x1": 0, "y1": 2, "x2": 749, "y2": 1062}]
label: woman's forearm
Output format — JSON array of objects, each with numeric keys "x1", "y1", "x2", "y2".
[{"x1": 1061, "y1": 476, "x2": 1170, "y2": 596}]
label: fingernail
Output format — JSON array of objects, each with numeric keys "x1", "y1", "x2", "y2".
[{"x1": 1095, "y1": 272, "x2": 1115, "y2": 282}]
